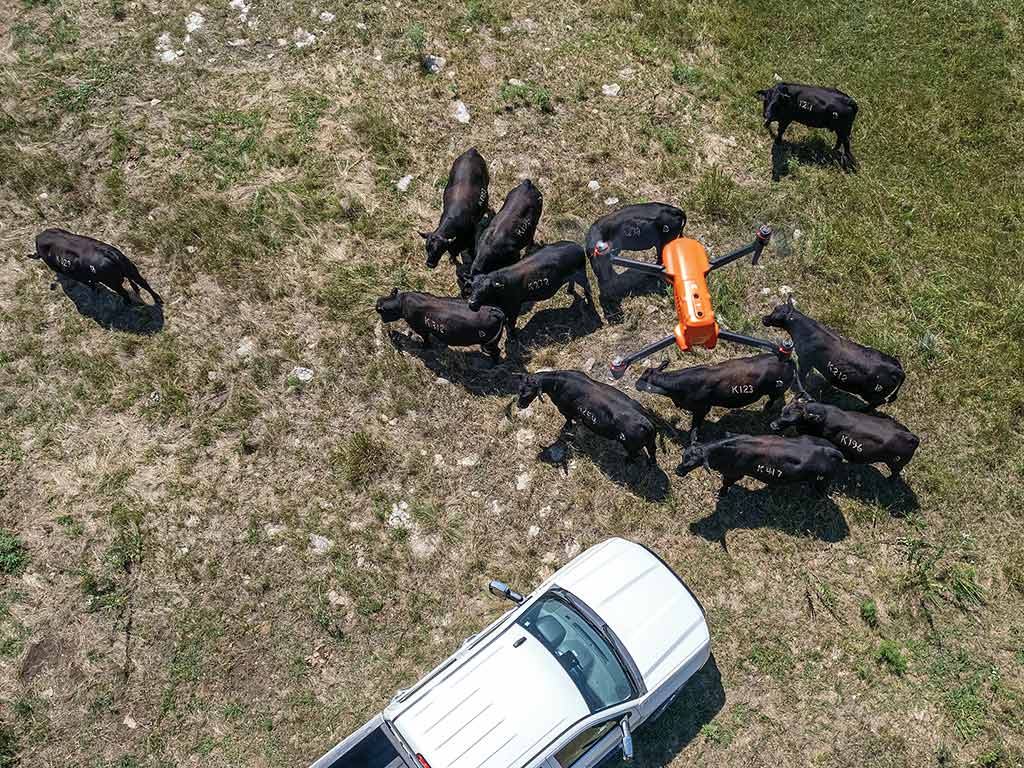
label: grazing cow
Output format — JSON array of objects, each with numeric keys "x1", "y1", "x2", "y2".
[
  {"x1": 30, "y1": 228, "x2": 162, "y2": 305},
  {"x1": 678, "y1": 434, "x2": 844, "y2": 495},
  {"x1": 771, "y1": 399, "x2": 919, "y2": 479},
  {"x1": 466, "y1": 241, "x2": 594, "y2": 340},
  {"x1": 763, "y1": 297, "x2": 905, "y2": 409},
  {"x1": 375, "y1": 288, "x2": 505, "y2": 361},
  {"x1": 585, "y1": 203, "x2": 686, "y2": 287},
  {"x1": 756, "y1": 82, "x2": 859, "y2": 168},
  {"x1": 516, "y1": 370, "x2": 658, "y2": 466},
  {"x1": 469, "y1": 179, "x2": 543, "y2": 279},
  {"x1": 420, "y1": 147, "x2": 491, "y2": 269},
  {"x1": 635, "y1": 351, "x2": 795, "y2": 443}
]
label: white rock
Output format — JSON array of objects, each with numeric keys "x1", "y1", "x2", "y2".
[
  {"x1": 373, "y1": 48, "x2": 382, "y2": 61},
  {"x1": 527, "y1": 525, "x2": 540, "y2": 538},
  {"x1": 264, "y1": 522, "x2": 286, "y2": 538},
  {"x1": 723, "y1": 135, "x2": 737, "y2": 147},
  {"x1": 458, "y1": 454, "x2": 480, "y2": 467},
  {"x1": 227, "y1": 38, "x2": 248, "y2": 46},
  {"x1": 185, "y1": 245, "x2": 197, "y2": 254},
  {"x1": 388, "y1": 501, "x2": 411, "y2": 529},
  {"x1": 619, "y1": 67, "x2": 636, "y2": 79},
  {"x1": 760, "y1": 287, "x2": 773, "y2": 296},
  {"x1": 327, "y1": 589, "x2": 348, "y2": 606},
  {"x1": 234, "y1": 338, "x2": 256, "y2": 359},
  {"x1": 583, "y1": 357, "x2": 595, "y2": 372},
  {"x1": 396, "y1": 174, "x2": 414, "y2": 192},
  {"x1": 433, "y1": 453, "x2": 444, "y2": 467},
  {"x1": 230, "y1": 0, "x2": 251, "y2": 20},
  {"x1": 516, "y1": 472, "x2": 531, "y2": 491},
  {"x1": 515, "y1": 428, "x2": 535, "y2": 447},
  {"x1": 290, "y1": 366, "x2": 314, "y2": 383},
  {"x1": 123, "y1": 715, "x2": 138, "y2": 729},
  {"x1": 294, "y1": 28, "x2": 316, "y2": 48},
  {"x1": 38, "y1": 192, "x2": 48, "y2": 200},
  {"x1": 309, "y1": 533, "x2": 333, "y2": 554},
  {"x1": 587, "y1": 180, "x2": 600, "y2": 191},
  {"x1": 453, "y1": 100, "x2": 471, "y2": 124},
  {"x1": 778, "y1": 285, "x2": 793, "y2": 296},
  {"x1": 319, "y1": 11, "x2": 336, "y2": 22},
  {"x1": 493, "y1": 118, "x2": 509, "y2": 137},
  {"x1": 773, "y1": 72, "x2": 783, "y2": 81},
  {"x1": 564, "y1": 541, "x2": 581, "y2": 558},
  {"x1": 605, "y1": 197, "x2": 619, "y2": 206},
  {"x1": 356, "y1": 22, "x2": 367, "y2": 30},
  {"x1": 159, "y1": 50, "x2": 179, "y2": 63},
  {"x1": 508, "y1": 77, "x2": 525, "y2": 86},
  {"x1": 423, "y1": 54, "x2": 446, "y2": 73},
  {"x1": 277, "y1": 38, "x2": 287, "y2": 46},
  {"x1": 149, "y1": 99, "x2": 161, "y2": 106},
  {"x1": 601, "y1": 83, "x2": 621, "y2": 97},
  {"x1": 186, "y1": 12, "x2": 205, "y2": 33},
  {"x1": 793, "y1": 228, "x2": 803, "y2": 240}
]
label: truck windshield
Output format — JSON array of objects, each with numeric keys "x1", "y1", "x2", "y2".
[{"x1": 517, "y1": 593, "x2": 634, "y2": 712}]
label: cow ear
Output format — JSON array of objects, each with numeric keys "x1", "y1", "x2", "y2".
[
  {"x1": 755, "y1": 89, "x2": 768, "y2": 101},
  {"x1": 786, "y1": 295, "x2": 795, "y2": 308},
  {"x1": 657, "y1": 359, "x2": 669, "y2": 372},
  {"x1": 390, "y1": 287, "x2": 399, "y2": 298},
  {"x1": 419, "y1": 232, "x2": 431, "y2": 240}
]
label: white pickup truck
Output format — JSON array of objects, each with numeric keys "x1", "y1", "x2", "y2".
[{"x1": 310, "y1": 538, "x2": 710, "y2": 768}]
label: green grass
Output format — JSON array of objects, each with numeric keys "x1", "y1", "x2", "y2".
[
  {"x1": 0, "y1": 533, "x2": 27, "y2": 576},
  {"x1": 876, "y1": 640, "x2": 908, "y2": 676}
]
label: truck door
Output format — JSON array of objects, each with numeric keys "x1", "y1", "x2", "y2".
[
  {"x1": 551, "y1": 713, "x2": 632, "y2": 768},
  {"x1": 310, "y1": 714, "x2": 412, "y2": 768}
]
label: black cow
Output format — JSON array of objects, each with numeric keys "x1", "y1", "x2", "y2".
[
  {"x1": 756, "y1": 82, "x2": 858, "y2": 168},
  {"x1": 469, "y1": 179, "x2": 543, "y2": 279},
  {"x1": 516, "y1": 370, "x2": 658, "y2": 466},
  {"x1": 375, "y1": 288, "x2": 505, "y2": 361},
  {"x1": 420, "y1": 147, "x2": 490, "y2": 269},
  {"x1": 763, "y1": 297, "x2": 905, "y2": 409},
  {"x1": 585, "y1": 203, "x2": 686, "y2": 287},
  {"x1": 30, "y1": 228, "x2": 162, "y2": 305},
  {"x1": 678, "y1": 434, "x2": 844, "y2": 495},
  {"x1": 466, "y1": 241, "x2": 594, "y2": 340},
  {"x1": 636, "y1": 351, "x2": 795, "y2": 443},
  {"x1": 771, "y1": 399, "x2": 919, "y2": 479}
]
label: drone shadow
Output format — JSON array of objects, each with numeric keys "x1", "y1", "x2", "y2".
[
  {"x1": 623, "y1": 654, "x2": 726, "y2": 766},
  {"x1": 387, "y1": 329, "x2": 525, "y2": 396},
  {"x1": 771, "y1": 135, "x2": 851, "y2": 181},
  {"x1": 57, "y1": 276, "x2": 164, "y2": 335},
  {"x1": 536, "y1": 433, "x2": 670, "y2": 502},
  {"x1": 688, "y1": 483, "x2": 849, "y2": 549}
]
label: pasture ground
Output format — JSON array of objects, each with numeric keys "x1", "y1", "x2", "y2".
[{"x1": 1, "y1": 0, "x2": 1023, "y2": 766}]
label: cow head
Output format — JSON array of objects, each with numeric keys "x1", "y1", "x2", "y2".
[
  {"x1": 762, "y1": 296, "x2": 795, "y2": 328},
  {"x1": 374, "y1": 288, "x2": 403, "y2": 322},
  {"x1": 770, "y1": 398, "x2": 820, "y2": 432},
  {"x1": 677, "y1": 443, "x2": 708, "y2": 477},
  {"x1": 420, "y1": 231, "x2": 455, "y2": 269},
  {"x1": 466, "y1": 274, "x2": 502, "y2": 312},
  {"x1": 516, "y1": 374, "x2": 544, "y2": 410},
  {"x1": 635, "y1": 360, "x2": 671, "y2": 395},
  {"x1": 756, "y1": 84, "x2": 787, "y2": 125}
]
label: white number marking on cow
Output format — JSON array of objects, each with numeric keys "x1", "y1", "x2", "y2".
[
  {"x1": 527, "y1": 277, "x2": 550, "y2": 291},
  {"x1": 578, "y1": 407, "x2": 598, "y2": 425},
  {"x1": 478, "y1": 189, "x2": 487, "y2": 205},
  {"x1": 756, "y1": 463, "x2": 783, "y2": 479},
  {"x1": 730, "y1": 384, "x2": 754, "y2": 394},
  {"x1": 624, "y1": 223, "x2": 642, "y2": 239},
  {"x1": 776, "y1": 379, "x2": 785, "y2": 389},
  {"x1": 425, "y1": 317, "x2": 447, "y2": 335},
  {"x1": 839, "y1": 434, "x2": 864, "y2": 453},
  {"x1": 799, "y1": 99, "x2": 812, "y2": 111},
  {"x1": 874, "y1": 383, "x2": 884, "y2": 392},
  {"x1": 826, "y1": 360, "x2": 849, "y2": 382}
]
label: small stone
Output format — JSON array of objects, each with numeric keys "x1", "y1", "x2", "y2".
[
  {"x1": 290, "y1": 366, "x2": 314, "y2": 383},
  {"x1": 587, "y1": 180, "x2": 600, "y2": 191},
  {"x1": 516, "y1": 472, "x2": 531, "y2": 491},
  {"x1": 422, "y1": 54, "x2": 447, "y2": 73},
  {"x1": 293, "y1": 28, "x2": 316, "y2": 48},
  {"x1": 527, "y1": 525, "x2": 540, "y2": 538},
  {"x1": 773, "y1": 72, "x2": 783, "y2": 81},
  {"x1": 793, "y1": 228, "x2": 803, "y2": 240},
  {"x1": 453, "y1": 100, "x2": 471, "y2": 124},
  {"x1": 396, "y1": 174, "x2": 414, "y2": 192},
  {"x1": 319, "y1": 11, "x2": 336, "y2": 22},
  {"x1": 508, "y1": 77, "x2": 525, "y2": 86},
  {"x1": 309, "y1": 533, "x2": 333, "y2": 554},
  {"x1": 493, "y1": 118, "x2": 509, "y2": 137},
  {"x1": 760, "y1": 287, "x2": 773, "y2": 296},
  {"x1": 277, "y1": 38, "x2": 288, "y2": 46},
  {"x1": 778, "y1": 285, "x2": 793, "y2": 296},
  {"x1": 433, "y1": 453, "x2": 444, "y2": 467},
  {"x1": 605, "y1": 197, "x2": 619, "y2": 206},
  {"x1": 123, "y1": 715, "x2": 138, "y2": 729},
  {"x1": 388, "y1": 501, "x2": 411, "y2": 529},
  {"x1": 356, "y1": 22, "x2": 367, "y2": 30},
  {"x1": 723, "y1": 135, "x2": 737, "y2": 147},
  {"x1": 564, "y1": 541, "x2": 581, "y2": 558},
  {"x1": 149, "y1": 99, "x2": 161, "y2": 106},
  {"x1": 459, "y1": 454, "x2": 480, "y2": 467},
  {"x1": 186, "y1": 12, "x2": 205, "y2": 33},
  {"x1": 583, "y1": 357, "x2": 595, "y2": 372},
  {"x1": 601, "y1": 83, "x2": 621, "y2": 97},
  {"x1": 38, "y1": 192, "x2": 48, "y2": 200},
  {"x1": 227, "y1": 38, "x2": 248, "y2": 47},
  {"x1": 236, "y1": 338, "x2": 256, "y2": 358},
  {"x1": 435, "y1": 377, "x2": 450, "y2": 385},
  {"x1": 159, "y1": 50, "x2": 179, "y2": 63},
  {"x1": 186, "y1": 245, "x2": 197, "y2": 254},
  {"x1": 264, "y1": 522, "x2": 286, "y2": 538}
]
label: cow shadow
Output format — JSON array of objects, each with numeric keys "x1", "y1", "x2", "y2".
[
  {"x1": 833, "y1": 464, "x2": 920, "y2": 517},
  {"x1": 626, "y1": 654, "x2": 726, "y2": 767},
  {"x1": 596, "y1": 265, "x2": 668, "y2": 324},
  {"x1": 701, "y1": 407, "x2": 780, "y2": 442},
  {"x1": 688, "y1": 484, "x2": 849, "y2": 549},
  {"x1": 386, "y1": 329, "x2": 525, "y2": 396},
  {"x1": 536, "y1": 434, "x2": 670, "y2": 502},
  {"x1": 771, "y1": 136, "x2": 846, "y2": 181},
  {"x1": 512, "y1": 297, "x2": 602, "y2": 357},
  {"x1": 57, "y1": 276, "x2": 164, "y2": 335}
]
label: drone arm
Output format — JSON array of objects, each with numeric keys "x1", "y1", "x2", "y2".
[
  {"x1": 609, "y1": 334, "x2": 677, "y2": 379},
  {"x1": 718, "y1": 329, "x2": 789, "y2": 354},
  {"x1": 609, "y1": 255, "x2": 666, "y2": 276},
  {"x1": 707, "y1": 225, "x2": 773, "y2": 270}
]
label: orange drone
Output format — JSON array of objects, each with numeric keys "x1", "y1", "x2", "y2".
[{"x1": 609, "y1": 225, "x2": 793, "y2": 378}]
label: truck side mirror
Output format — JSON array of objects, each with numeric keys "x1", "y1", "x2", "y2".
[
  {"x1": 487, "y1": 580, "x2": 524, "y2": 604},
  {"x1": 620, "y1": 719, "x2": 634, "y2": 763}
]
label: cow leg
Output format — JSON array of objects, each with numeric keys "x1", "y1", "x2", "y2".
[
  {"x1": 106, "y1": 280, "x2": 134, "y2": 305},
  {"x1": 841, "y1": 134, "x2": 857, "y2": 170},
  {"x1": 795, "y1": 364, "x2": 814, "y2": 399},
  {"x1": 717, "y1": 476, "x2": 737, "y2": 497},
  {"x1": 813, "y1": 476, "x2": 831, "y2": 495},
  {"x1": 775, "y1": 120, "x2": 790, "y2": 144},
  {"x1": 689, "y1": 410, "x2": 708, "y2": 445},
  {"x1": 482, "y1": 339, "x2": 501, "y2": 363},
  {"x1": 645, "y1": 432, "x2": 657, "y2": 466},
  {"x1": 576, "y1": 271, "x2": 595, "y2": 309},
  {"x1": 764, "y1": 395, "x2": 784, "y2": 413},
  {"x1": 887, "y1": 462, "x2": 903, "y2": 480}
]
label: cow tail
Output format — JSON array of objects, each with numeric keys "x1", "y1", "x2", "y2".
[{"x1": 107, "y1": 246, "x2": 162, "y2": 304}]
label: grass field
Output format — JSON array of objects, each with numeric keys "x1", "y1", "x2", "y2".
[{"x1": 1, "y1": 0, "x2": 1023, "y2": 766}]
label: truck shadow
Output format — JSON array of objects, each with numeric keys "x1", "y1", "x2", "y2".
[
  {"x1": 688, "y1": 485, "x2": 849, "y2": 549},
  {"x1": 387, "y1": 329, "x2": 526, "y2": 396},
  {"x1": 57, "y1": 276, "x2": 164, "y2": 335},
  {"x1": 627, "y1": 655, "x2": 726, "y2": 767}
]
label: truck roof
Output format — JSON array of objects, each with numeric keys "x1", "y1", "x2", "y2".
[{"x1": 383, "y1": 539, "x2": 707, "y2": 768}]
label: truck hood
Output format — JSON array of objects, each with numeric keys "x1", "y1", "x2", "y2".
[
  {"x1": 387, "y1": 626, "x2": 589, "y2": 768},
  {"x1": 553, "y1": 538, "x2": 709, "y2": 689}
]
